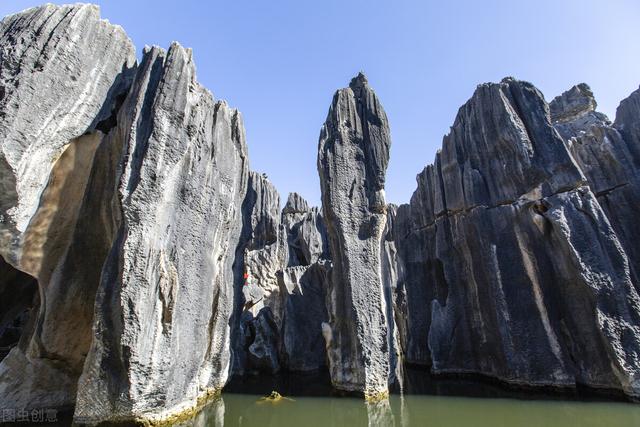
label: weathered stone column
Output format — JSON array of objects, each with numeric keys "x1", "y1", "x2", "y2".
[{"x1": 317, "y1": 73, "x2": 394, "y2": 398}]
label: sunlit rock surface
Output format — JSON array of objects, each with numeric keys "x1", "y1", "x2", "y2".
[
  {"x1": 551, "y1": 84, "x2": 640, "y2": 289},
  {"x1": 0, "y1": 3, "x2": 135, "y2": 268},
  {"x1": 231, "y1": 182, "x2": 331, "y2": 375},
  {"x1": 73, "y1": 43, "x2": 249, "y2": 424},
  {"x1": 393, "y1": 78, "x2": 640, "y2": 395},
  {"x1": 0, "y1": 3, "x2": 136, "y2": 411},
  {"x1": 231, "y1": 171, "x2": 284, "y2": 375},
  {"x1": 279, "y1": 193, "x2": 330, "y2": 372},
  {"x1": 318, "y1": 73, "x2": 399, "y2": 397}
]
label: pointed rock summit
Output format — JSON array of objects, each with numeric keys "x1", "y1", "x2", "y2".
[
  {"x1": 349, "y1": 71, "x2": 369, "y2": 90},
  {"x1": 550, "y1": 83, "x2": 611, "y2": 139},
  {"x1": 317, "y1": 73, "x2": 398, "y2": 397},
  {"x1": 550, "y1": 83, "x2": 597, "y2": 121}
]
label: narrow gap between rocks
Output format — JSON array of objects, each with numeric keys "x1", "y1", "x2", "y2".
[{"x1": 0, "y1": 255, "x2": 38, "y2": 362}]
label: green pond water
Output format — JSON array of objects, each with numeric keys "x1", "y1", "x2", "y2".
[{"x1": 181, "y1": 393, "x2": 640, "y2": 427}]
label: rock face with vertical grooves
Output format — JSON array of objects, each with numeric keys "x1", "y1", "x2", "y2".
[
  {"x1": 394, "y1": 78, "x2": 640, "y2": 395},
  {"x1": 551, "y1": 85, "x2": 640, "y2": 288},
  {"x1": 0, "y1": 3, "x2": 136, "y2": 411},
  {"x1": 380, "y1": 204, "x2": 405, "y2": 389},
  {"x1": 282, "y1": 192, "x2": 328, "y2": 267},
  {"x1": 231, "y1": 171, "x2": 284, "y2": 375},
  {"x1": 615, "y1": 86, "x2": 640, "y2": 165},
  {"x1": 318, "y1": 73, "x2": 397, "y2": 397},
  {"x1": 241, "y1": 172, "x2": 284, "y2": 324},
  {"x1": 73, "y1": 43, "x2": 249, "y2": 424},
  {"x1": 231, "y1": 184, "x2": 331, "y2": 375},
  {"x1": 0, "y1": 4, "x2": 135, "y2": 267},
  {"x1": 279, "y1": 193, "x2": 330, "y2": 372}
]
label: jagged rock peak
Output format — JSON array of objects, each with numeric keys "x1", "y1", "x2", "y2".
[
  {"x1": 318, "y1": 73, "x2": 397, "y2": 397},
  {"x1": 282, "y1": 192, "x2": 310, "y2": 214},
  {"x1": 550, "y1": 83, "x2": 599, "y2": 123},
  {"x1": 395, "y1": 75, "x2": 640, "y2": 398},
  {"x1": 321, "y1": 72, "x2": 391, "y2": 204},
  {"x1": 415, "y1": 77, "x2": 585, "y2": 224},
  {"x1": 550, "y1": 84, "x2": 612, "y2": 140},
  {"x1": 245, "y1": 171, "x2": 281, "y2": 248},
  {"x1": 553, "y1": 82, "x2": 640, "y2": 289},
  {"x1": 72, "y1": 28, "x2": 250, "y2": 421},
  {"x1": 349, "y1": 71, "x2": 369, "y2": 90},
  {"x1": 0, "y1": 6, "x2": 254, "y2": 423},
  {"x1": 615, "y1": 85, "x2": 640, "y2": 132}
]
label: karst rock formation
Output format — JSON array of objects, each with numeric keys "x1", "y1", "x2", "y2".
[{"x1": 0, "y1": 3, "x2": 640, "y2": 424}]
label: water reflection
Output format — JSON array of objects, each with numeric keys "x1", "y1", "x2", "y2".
[
  {"x1": 177, "y1": 393, "x2": 640, "y2": 427},
  {"x1": 177, "y1": 397, "x2": 225, "y2": 427},
  {"x1": 365, "y1": 399, "x2": 394, "y2": 427},
  {"x1": 179, "y1": 368, "x2": 640, "y2": 426}
]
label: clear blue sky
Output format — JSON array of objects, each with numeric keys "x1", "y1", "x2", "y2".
[{"x1": 2, "y1": 1, "x2": 640, "y2": 207}]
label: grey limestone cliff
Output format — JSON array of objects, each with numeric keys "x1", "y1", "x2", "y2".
[
  {"x1": 318, "y1": 73, "x2": 399, "y2": 397},
  {"x1": 279, "y1": 193, "x2": 330, "y2": 372},
  {"x1": 74, "y1": 43, "x2": 249, "y2": 424},
  {"x1": 232, "y1": 171, "x2": 283, "y2": 375},
  {"x1": 0, "y1": 4, "x2": 251, "y2": 424},
  {"x1": 394, "y1": 78, "x2": 640, "y2": 395},
  {"x1": 551, "y1": 84, "x2": 640, "y2": 289},
  {"x1": 0, "y1": 3, "x2": 136, "y2": 411},
  {"x1": 231, "y1": 182, "x2": 331, "y2": 375}
]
